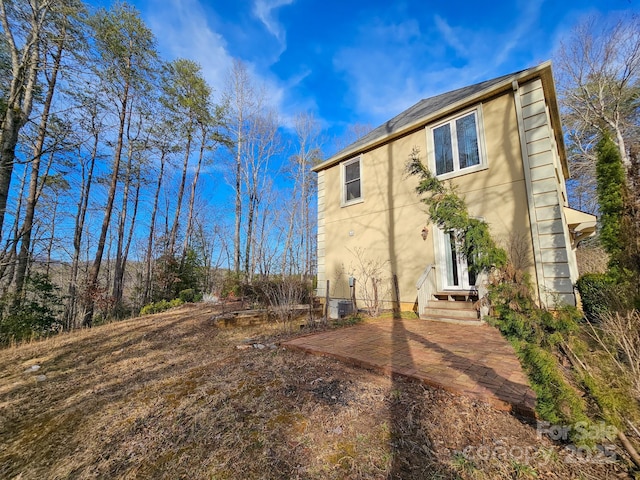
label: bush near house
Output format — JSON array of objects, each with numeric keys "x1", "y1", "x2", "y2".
[
  {"x1": 487, "y1": 267, "x2": 587, "y2": 429},
  {"x1": 576, "y1": 273, "x2": 618, "y2": 321}
]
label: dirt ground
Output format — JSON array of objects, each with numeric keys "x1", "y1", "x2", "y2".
[{"x1": 0, "y1": 303, "x2": 633, "y2": 479}]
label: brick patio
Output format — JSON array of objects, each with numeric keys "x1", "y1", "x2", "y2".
[{"x1": 283, "y1": 318, "x2": 537, "y2": 417}]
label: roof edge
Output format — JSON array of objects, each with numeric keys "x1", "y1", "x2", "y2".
[{"x1": 313, "y1": 61, "x2": 563, "y2": 174}]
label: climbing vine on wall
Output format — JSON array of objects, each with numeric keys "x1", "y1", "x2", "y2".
[{"x1": 406, "y1": 146, "x2": 507, "y2": 274}]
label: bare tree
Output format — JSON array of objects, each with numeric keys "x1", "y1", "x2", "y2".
[
  {"x1": 181, "y1": 105, "x2": 227, "y2": 264},
  {"x1": 347, "y1": 247, "x2": 390, "y2": 317},
  {"x1": 83, "y1": 4, "x2": 157, "y2": 327},
  {"x1": 555, "y1": 14, "x2": 640, "y2": 209},
  {"x1": 142, "y1": 118, "x2": 176, "y2": 304},
  {"x1": 224, "y1": 60, "x2": 254, "y2": 274},
  {"x1": 161, "y1": 59, "x2": 212, "y2": 257},
  {"x1": 112, "y1": 107, "x2": 148, "y2": 310},
  {"x1": 0, "y1": 0, "x2": 55, "y2": 237},
  {"x1": 282, "y1": 112, "x2": 321, "y2": 278},
  {"x1": 12, "y1": 28, "x2": 65, "y2": 298},
  {"x1": 223, "y1": 61, "x2": 280, "y2": 280},
  {"x1": 242, "y1": 108, "x2": 279, "y2": 281},
  {"x1": 64, "y1": 95, "x2": 103, "y2": 329}
]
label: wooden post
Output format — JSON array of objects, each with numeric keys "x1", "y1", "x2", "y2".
[
  {"x1": 393, "y1": 274, "x2": 401, "y2": 317},
  {"x1": 351, "y1": 278, "x2": 357, "y2": 313},
  {"x1": 323, "y1": 280, "x2": 329, "y2": 326}
]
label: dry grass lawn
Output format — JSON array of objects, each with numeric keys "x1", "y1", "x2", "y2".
[{"x1": 0, "y1": 304, "x2": 631, "y2": 479}]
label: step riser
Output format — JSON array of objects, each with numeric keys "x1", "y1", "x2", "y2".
[
  {"x1": 427, "y1": 301, "x2": 477, "y2": 310},
  {"x1": 420, "y1": 315, "x2": 484, "y2": 326},
  {"x1": 433, "y1": 291, "x2": 478, "y2": 300},
  {"x1": 424, "y1": 308, "x2": 479, "y2": 319}
]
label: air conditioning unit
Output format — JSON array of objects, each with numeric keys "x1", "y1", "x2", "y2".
[{"x1": 328, "y1": 299, "x2": 353, "y2": 319}]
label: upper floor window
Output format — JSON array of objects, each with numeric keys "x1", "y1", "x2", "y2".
[
  {"x1": 429, "y1": 108, "x2": 486, "y2": 178},
  {"x1": 342, "y1": 157, "x2": 362, "y2": 205}
]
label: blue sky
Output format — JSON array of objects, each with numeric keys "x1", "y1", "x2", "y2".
[{"x1": 87, "y1": 0, "x2": 635, "y2": 153}]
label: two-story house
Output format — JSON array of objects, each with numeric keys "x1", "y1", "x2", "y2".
[{"x1": 313, "y1": 61, "x2": 596, "y2": 321}]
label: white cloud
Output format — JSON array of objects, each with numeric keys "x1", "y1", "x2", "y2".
[
  {"x1": 144, "y1": 0, "x2": 309, "y2": 125},
  {"x1": 332, "y1": 3, "x2": 549, "y2": 126},
  {"x1": 146, "y1": 0, "x2": 234, "y2": 98},
  {"x1": 333, "y1": 19, "x2": 448, "y2": 124},
  {"x1": 493, "y1": 0, "x2": 545, "y2": 66},
  {"x1": 252, "y1": 0, "x2": 294, "y2": 44},
  {"x1": 434, "y1": 15, "x2": 468, "y2": 58}
]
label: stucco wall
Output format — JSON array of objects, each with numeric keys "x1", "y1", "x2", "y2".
[{"x1": 317, "y1": 90, "x2": 538, "y2": 309}]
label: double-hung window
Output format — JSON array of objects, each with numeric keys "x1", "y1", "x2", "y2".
[
  {"x1": 429, "y1": 108, "x2": 486, "y2": 178},
  {"x1": 342, "y1": 157, "x2": 362, "y2": 205}
]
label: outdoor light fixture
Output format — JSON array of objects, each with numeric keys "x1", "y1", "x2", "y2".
[{"x1": 421, "y1": 226, "x2": 429, "y2": 241}]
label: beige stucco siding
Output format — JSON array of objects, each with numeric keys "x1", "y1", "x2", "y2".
[
  {"x1": 435, "y1": 91, "x2": 537, "y2": 292},
  {"x1": 320, "y1": 130, "x2": 432, "y2": 303},
  {"x1": 318, "y1": 90, "x2": 538, "y2": 308}
]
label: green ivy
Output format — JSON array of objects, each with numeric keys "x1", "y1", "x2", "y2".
[
  {"x1": 406, "y1": 147, "x2": 507, "y2": 274},
  {"x1": 407, "y1": 145, "x2": 590, "y2": 431}
]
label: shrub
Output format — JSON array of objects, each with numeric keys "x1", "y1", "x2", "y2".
[
  {"x1": 220, "y1": 271, "x2": 243, "y2": 299},
  {"x1": 519, "y1": 342, "x2": 588, "y2": 426},
  {"x1": 488, "y1": 266, "x2": 586, "y2": 431},
  {"x1": 0, "y1": 273, "x2": 63, "y2": 346},
  {"x1": 587, "y1": 310, "x2": 640, "y2": 401},
  {"x1": 140, "y1": 298, "x2": 184, "y2": 316},
  {"x1": 576, "y1": 273, "x2": 618, "y2": 321},
  {"x1": 179, "y1": 289, "x2": 201, "y2": 303},
  {"x1": 257, "y1": 278, "x2": 312, "y2": 326}
]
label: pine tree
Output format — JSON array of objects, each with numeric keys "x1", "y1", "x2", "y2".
[{"x1": 595, "y1": 134, "x2": 626, "y2": 266}]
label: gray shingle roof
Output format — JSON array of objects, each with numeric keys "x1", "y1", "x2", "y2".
[
  {"x1": 333, "y1": 67, "x2": 528, "y2": 158},
  {"x1": 313, "y1": 62, "x2": 568, "y2": 176}
]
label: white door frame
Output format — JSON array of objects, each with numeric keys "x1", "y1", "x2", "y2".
[{"x1": 435, "y1": 228, "x2": 473, "y2": 291}]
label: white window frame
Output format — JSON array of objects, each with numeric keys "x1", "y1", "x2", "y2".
[
  {"x1": 341, "y1": 156, "x2": 364, "y2": 207},
  {"x1": 426, "y1": 105, "x2": 488, "y2": 180}
]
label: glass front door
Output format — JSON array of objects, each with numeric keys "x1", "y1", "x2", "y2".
[{"x1": 440, "y1": 229, "x2": 475, "y2": 290}]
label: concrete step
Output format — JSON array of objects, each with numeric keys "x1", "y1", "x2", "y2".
[
  {"x1": 423, "y1": 307, "x2": 479, "y2": 320},
  {"x1": 427, "y1": 300, "x2": 477, "y2": 310},
  {"x1": 433, "y1": 291, "x2": 479, "y2": 301},
  {"x1": 420, "y1": 314, "x2": 484, "y2": 326}
]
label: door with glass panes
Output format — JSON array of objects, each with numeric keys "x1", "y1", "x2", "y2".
[{"x1": 437, "y1": 229, "x2": 476, "y2": 290}]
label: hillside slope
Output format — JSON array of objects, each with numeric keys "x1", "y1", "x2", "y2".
[{"x1": 0, "y1": 304, "x2": 628, "y2": 479}]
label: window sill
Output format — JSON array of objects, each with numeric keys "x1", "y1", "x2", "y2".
[
  {"x1": 341, "y1": 197, "x2": 364, "y2": 208},
  {"x1": 435, "y1": 164, "x2": 488, "y2": 181}
]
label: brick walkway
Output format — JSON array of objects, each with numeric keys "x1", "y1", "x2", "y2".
[{"x1": 283, "y1": 318, "x2": 536, "y2": 417}]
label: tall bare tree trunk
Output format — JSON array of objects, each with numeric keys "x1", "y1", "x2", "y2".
[
  {"x1": 65, "y1": 137, "x2": 98, "y2": 329},
  {"x1": 281, "y1": 199, "x2": 297, "y2": 276},
  {"x1": 44, "y1": 192, "x2": 59, "y2": 277},
  {"x1": 121, "y1": 165, "x2": 141, "y2": 299},
  {"x1": 234, "y1": 126, "x2": 242, "y2": 274},
  {"x1": 144, "y1": 149, "x2": 166, "y2": 304},
  {"x1": 83, "y1": 60, "x2": 131, "y2": 327},
  {"x1": 182, "y1": 125, "x2": 207, "y2": 262},
  {"x1": 14, "y1": 31, "x2": 66, "y2": 298},
  {"x1": 168, "y1": 131, "x2": 192, "y2": 256},
  {"x1": 112, "y1": 108, "x2": 141, "y2": 308},
  {"x1": 0, "y1": 0, "x2": 50, "y2": 239},
  {"x1": 0, "y1": 167, "x2": 27, "y2": 290}
]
